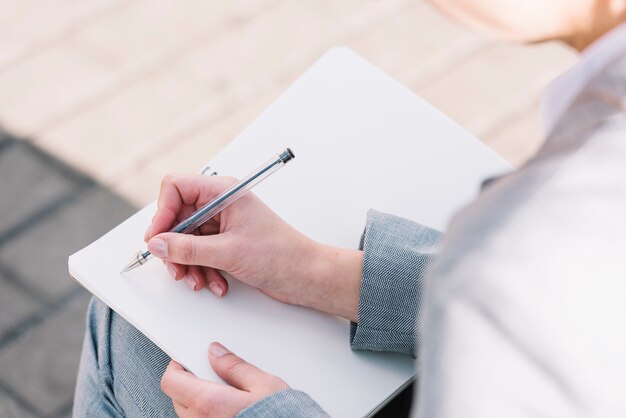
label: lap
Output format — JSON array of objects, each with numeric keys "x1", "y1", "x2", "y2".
[
  {"x1": 74, "y1": 296, "x2": 176, "y2": 417},
  {"x1": 74, "y1": 297, "x2": 414, "y2": 417}
]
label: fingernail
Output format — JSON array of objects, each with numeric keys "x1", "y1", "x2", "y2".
[
  {"x1": 209, "y1": 342, "x2": 230, "y2": 358},
  {"x1": 166, "y1": 263, "x2": 177, "y2": 279},
  {"x1": 148, "y1": 238, "x2": 168, "y2": 258},
  {"x1": 209, "y1": 282, "x2": 224, "y2": 298},
  {"x1": 184, "y1": 275, "x2": 196, "y2": 291},
  {"x1": 144, "y1": 224, "x2": 152, "y2": 241}
]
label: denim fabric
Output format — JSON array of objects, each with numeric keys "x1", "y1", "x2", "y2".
[
  {"x1": 73, "y1": 297, "x2": 175, "y2": 417},
  {"x1": 237, "y1": 389, "x2": 330, "y2": 418},
  {"x1": 73, "y1": 298, "x2": 329, "y2": 417}
]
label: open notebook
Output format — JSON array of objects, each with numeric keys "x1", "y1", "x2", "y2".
[{"x1": 69, "y1": 48, "x2": 511, "y2": 417}]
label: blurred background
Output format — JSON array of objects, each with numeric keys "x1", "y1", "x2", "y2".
[{"x1": 0, "y1": 1, "x2": 575, "y2": 417}]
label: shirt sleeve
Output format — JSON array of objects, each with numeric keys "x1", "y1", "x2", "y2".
[
  {"x1": 236, "y1": 389, "x2": 330, "y2": 418},
  {"x1": 350, "y1": 209, "x2": 442, "y2": 357}
]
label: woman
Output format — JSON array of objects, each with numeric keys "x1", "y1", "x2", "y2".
[{"x1": 74, "y1": 0, "x2": 626, "y2": 416}]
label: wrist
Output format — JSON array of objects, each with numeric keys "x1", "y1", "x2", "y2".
[{"x1": 302, "y1": 241, "x2": 362, "y2": 322}]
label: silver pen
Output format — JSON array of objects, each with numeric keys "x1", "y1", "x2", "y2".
[{"x1": 121, "y1": 148, "x2": 295, "y2": 273}]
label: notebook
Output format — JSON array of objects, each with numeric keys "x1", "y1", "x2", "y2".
[{"x1": 69, "y1": 48, "x2": 511, "y2": 417}]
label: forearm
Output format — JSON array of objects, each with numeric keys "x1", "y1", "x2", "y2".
[
  {"x1": 304, "y1": 244, "x2": 363, "y2": 323},
  {"x1": 293, "y1": 210, "x2": 443, "y2": 356}
]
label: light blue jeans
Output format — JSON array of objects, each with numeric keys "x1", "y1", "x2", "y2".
[
  {"x1": 72, "y1": 298, "x2": 340, "y2": 417},
  {"x1": 73, "y1": 297, "x2": 176, "y2": 417}
]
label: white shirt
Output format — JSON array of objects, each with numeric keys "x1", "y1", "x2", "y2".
[
  {"x1": 417, "y1": 23, "x2": 626, "y2": 418},
  {"x1": 541, "y1": 22, "x2": 626, "y2": 135}
]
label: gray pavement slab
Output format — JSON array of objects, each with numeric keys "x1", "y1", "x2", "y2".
[
  {"x1": 0, "y1": 142, "x2": 77, "y2": 237},
  {"x1": 0, "y1": 129, "x2": 14, "y2": 146},
  {"x1": 0, "y1": 187, "x2": 135, "y2": 302},
  {"x1": 0, "y1": 390, "x2": 36, "y2": 418},
  {"x1": 0, "y1": 271, "x2": 39, "y2": 341},
  {"x1": 0, "y1": 292, "x2": 90, "y2": 416}
]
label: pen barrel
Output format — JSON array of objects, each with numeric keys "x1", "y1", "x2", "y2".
[{"x1": 172, "y1": 149, "x2": 293, "y2": 234}]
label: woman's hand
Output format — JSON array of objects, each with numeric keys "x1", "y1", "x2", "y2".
[
  {"x1": 161, "y1": 342, "x2": 288, "y2": 417},
  {"x1": 145, "y1": 174, "x2": 362, "y2": 322}
]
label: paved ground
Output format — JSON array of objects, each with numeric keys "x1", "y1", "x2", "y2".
[
  {"x1": 0, "y1": 1, "x2": 580, "y2": 416},
  {"x1": 0, "y1": 0, "x2": 577, "y2": 207},
  {"x1": 0, "y1": 131, "x2": 135, "y2": 417}
]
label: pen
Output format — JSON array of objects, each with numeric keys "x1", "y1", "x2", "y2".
[{"x1": 121, "y1": 148, "x2": 295, "y2": 273}]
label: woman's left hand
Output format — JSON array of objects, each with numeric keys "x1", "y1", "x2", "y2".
[{"x1": 161, "y1": 342, "x2": 288, "y2": 417}]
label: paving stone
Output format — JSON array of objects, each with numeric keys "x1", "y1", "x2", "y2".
[
  {"x1": 0, "y1": 188, "x2": 135, "y2": 302},
  {"x1": 112, "y1": 88, "x2": 280, "y2": 205},
  {"x1": 0, "y1": 293, "x2": 90, "y2": 416},
  {"x1": 0, "y1": 270, "x2": 39, "y2": 340},
  {"x1": 0, "y1": 142, "x2": 77, "y2": 236},
  {"x1": 0, "y1": 129, "x2": 14, "y2": 145},
  {"x1": 76, "y1": 0, "x2": 276, "y2": 65},
  {"x1": 484, "y1": 100, "x2": 545, "y2": 167},
  {"x1": 111, "y1": 1, "x2": 412, "y2": 205},
  {"x1": 38, "y1": 69, "x2": 207, "y2": 186},
  {"x1": 416, "y1": 41, "x2": 576, "y2": 139},
  {"x1": 57, "y1": 410, "x2": 72, "y2": 418},
  {"x1": 0, "y1": 40, "x2": 119, "y2": 136},
  {"x1": 176, "y1": 0, "x2": 405, "y2": 94},
  {"x1": 0, "y1": 0, "x2": 120, "y2": 69},
  {"x1": 341, "y1": 2, "x2": 485, "y2": 87},
  {"x1": 0, "y1": 390, "x2": 36, "y2": 418}
]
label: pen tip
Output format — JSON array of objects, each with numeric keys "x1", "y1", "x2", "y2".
[
  {"x1": 121, "y1": 249, "x2": 151, "y2": 275},
  {"x1": 121, "y1": 256, "x2": 141, "y2": 274}
]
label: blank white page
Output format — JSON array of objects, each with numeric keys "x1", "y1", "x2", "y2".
[{"x1": 69, "y1": 48, "x2": 511, "y2": 417}]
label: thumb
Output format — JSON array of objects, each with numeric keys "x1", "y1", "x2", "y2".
[
  {"x1": 148, "y1": 232, "x2": 229, "y2": 268},
  {"x1": 208, "y1": 342, "x2": 279, "y2": 392}
]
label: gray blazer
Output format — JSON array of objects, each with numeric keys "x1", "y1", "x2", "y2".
[{"x1": 238, "y1": 54, "x2": 626, "y2": 417}]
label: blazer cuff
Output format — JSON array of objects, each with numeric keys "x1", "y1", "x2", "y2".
[
  {"x1": 350, "y1": 210, "x2": 442, "y2": 357},
  {"x1": 236, "y1": 389, "x2": 329, "y2": 418}
]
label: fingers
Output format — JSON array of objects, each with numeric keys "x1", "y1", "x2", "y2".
[
  {"x1": 147, "y1": 175, "x2": 186, "y2": 242},
  {"x1": 171, "y1": 400, "x2": 187, "y2": 417},
  {"x1": 208, "y1": 342, "x2": 287, "y2": 393},
  {"x1": 162, "y1": 360, "x2": 250, "y2": 417},
  {"x1": 161, "y1": 361, "x2": 203, "y2": 408},
  {"x1": 203, "y1": 268, "x2": 228, "y2": 297},
  {"x1": 162, "y1": 350, "x2": 288, "y2": 417},
  {"x1": 165, "y1": 262, "x2": 228, "y2": 296},
  {"x1": 165, "y1": 261, "x2": 186, "y2": 281},
  {"x1": 145, "y1": 175, "x2": 237, "y2": 242},
  {"x1": 185, "y1": 265, "x2": 204, "y2": 291},
  {"x1": 148, "y1": 232, "x2": 231, "y2": 270}
]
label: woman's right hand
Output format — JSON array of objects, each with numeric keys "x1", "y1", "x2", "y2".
[{"x1": 145, "y1": 174, "x2": 363, "y2": 322}]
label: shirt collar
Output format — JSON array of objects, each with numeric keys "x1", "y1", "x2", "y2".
[{"x1": 541, "y1": 21, "x2": 626, "y2": 136}]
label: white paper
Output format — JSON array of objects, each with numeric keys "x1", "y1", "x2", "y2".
[{"x1": 69, "y1": 48, "x2": 511, "y2": 417}]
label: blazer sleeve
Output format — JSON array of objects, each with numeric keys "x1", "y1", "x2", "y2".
[
  {"x1": 236, "y1": 389, "x2": 329, "y2": 418},
  {"x1": 350, "y1": 209, "x2": 442, "y2": 357}
]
